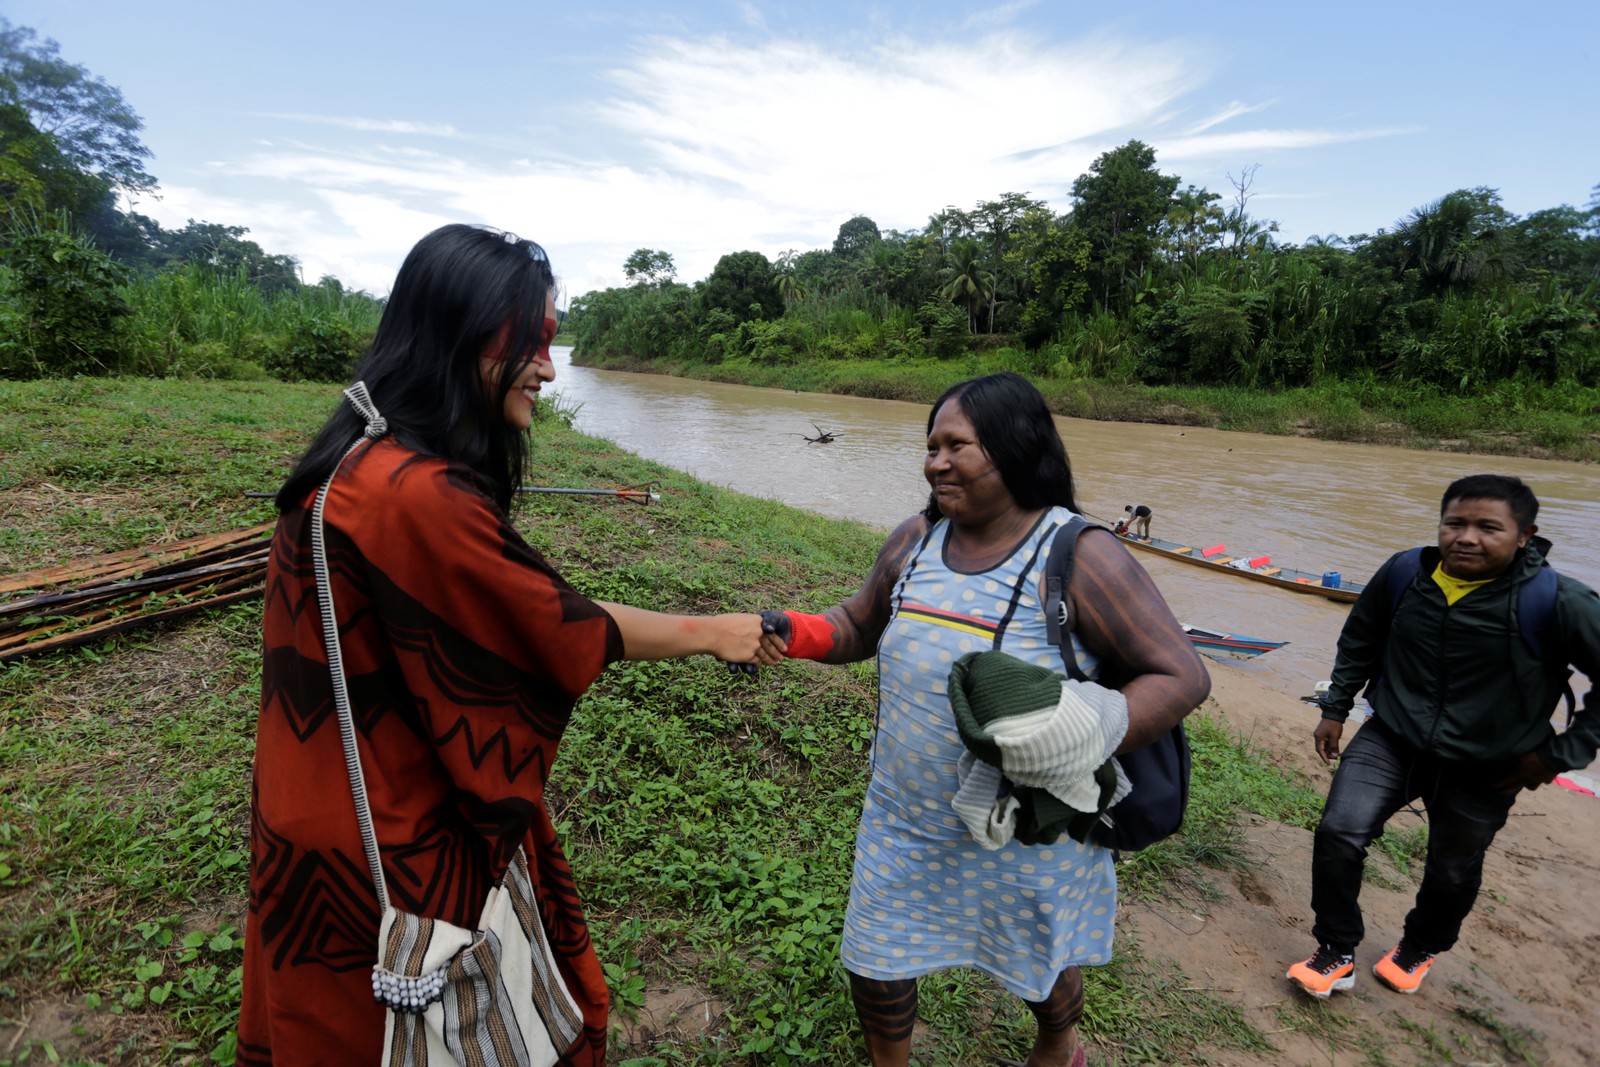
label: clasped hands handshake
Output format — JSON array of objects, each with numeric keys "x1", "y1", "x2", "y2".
[{"x1": 720, "y1": 610, "x2": 793, "y2": 676}]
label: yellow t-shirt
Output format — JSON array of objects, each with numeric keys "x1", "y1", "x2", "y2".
[{"x1": 1431, "y1": 562, "x2": 1495, "y2": 606}]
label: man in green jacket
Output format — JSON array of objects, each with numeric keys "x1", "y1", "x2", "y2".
[{"x1": 1287, "y1": 474, "x2": 1600, "y2": 999}]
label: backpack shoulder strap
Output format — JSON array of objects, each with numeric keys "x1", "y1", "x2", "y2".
[
  {"x1": 1517, "y1": 565, "x2": 1575, "y2": 723},
  {"x1": 1518, "y1": 564, "x2": 1558, "y2": 659},
  {"x1": 1043, "y1": 516, "x2": 1095, "y2": 683},
  {"x1": 991, "y1": 520, "x2": 1061, "y2": 650},
  {"x1": 1386, "y1": 546, "x2": 1426, "y2": 612},
  {"x1": 1361, "y1": 546, "x2": 1426, "y2": 701}
]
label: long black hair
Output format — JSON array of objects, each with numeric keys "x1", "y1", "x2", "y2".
[
  {"x1": 276, "y1": 224, "x2": 555, "y2": 514},
  {"x1": 922, "y1": 372, "x2": 1078, "y2": 522}
]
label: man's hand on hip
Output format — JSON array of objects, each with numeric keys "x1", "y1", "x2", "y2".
[{"x1": 1492, "y1": 750, "x2": 1558, "y2": 795}]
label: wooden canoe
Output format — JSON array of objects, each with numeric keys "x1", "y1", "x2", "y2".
[{"x1": 1117, "y1": 531, "x2": 1366, "y2": 603}]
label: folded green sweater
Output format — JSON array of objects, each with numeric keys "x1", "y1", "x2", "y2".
[{"x1": 948, "y1": 649, "x2": 1129, "y2": 846}]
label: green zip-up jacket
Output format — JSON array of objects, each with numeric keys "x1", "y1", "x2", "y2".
[{"x1": 1318, "y1": 542, "x2": 1600, "y2": 771}]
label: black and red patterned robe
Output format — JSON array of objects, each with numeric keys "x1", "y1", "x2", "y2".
[{"x1": 238, "y1": 439, "x2": 622, "y2": 1065}]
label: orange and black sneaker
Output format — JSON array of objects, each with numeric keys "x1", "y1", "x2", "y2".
[
  {"x1": 1373, "y1": 941, "x2": 1436, "y2": 994},
  {"x1": 1286, "y1": 945, "x2": 1356, "y2": 998}
]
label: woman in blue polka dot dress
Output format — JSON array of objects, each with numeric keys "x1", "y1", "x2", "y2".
[{"x1": 763, "y1": 373, "x2": 1210, "y2": 1066}]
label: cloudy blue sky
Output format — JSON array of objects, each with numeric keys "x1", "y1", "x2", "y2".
[{"x1": 10, "y1": 0, "x2": 1598, "y2": 301}]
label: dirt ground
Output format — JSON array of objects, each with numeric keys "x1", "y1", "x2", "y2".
[{"x1": 1127, "y1": 666, "x2": 1600, "y2": 1067}]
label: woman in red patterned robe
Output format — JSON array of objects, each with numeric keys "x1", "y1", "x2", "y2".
[{"x1": 238, "y1": 225, "x2": 779, "y2": 1065}]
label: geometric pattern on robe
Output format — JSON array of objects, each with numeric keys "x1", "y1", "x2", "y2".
[{"x1": 237, "y1": 439, "x2": 622, "y2": 1066}]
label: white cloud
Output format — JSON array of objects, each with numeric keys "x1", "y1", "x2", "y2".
[
  {"x1": 146, "y1": 28, "x2": 1395, "y2": 297},
  {"x1": 252, "y1": 113, "x2": 462, "y2": 137},
  {"x1": 1184, "y1": 100, "x2": 1271, "y2": 135},
  {"x1": 596, "y1": 32, "x2": 1205, "y2": 218},
  {"x1": 1158, "y1": 126, "x2": 1413, "y2": 161}
]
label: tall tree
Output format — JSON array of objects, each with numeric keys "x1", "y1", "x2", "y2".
[
  {"x1": 1585, "y1": 184, "x2": 1600, "y2": 239},
  {"x1": 860, "y1": 239, "x2": 933, "y2": 306},
  {"x1": 1070, "y1": 140, "x2": 1180, "y2": 312},
  {"x1": 1392, "y1": 187, "x2": 1514, "y2": 295},
  {"x1": 972, "y1": 192, "x2": 1045, "y2": 331},
  {"x1": 700, "y1": 250, "x2": 782, "y2": 324},
  {"x1": 623, "y1": 248, "x2": 676, "y2": 287},
  {"x1": 0, "y1": 99, "x2": 106, "y2": 219},
  {"x1": 832, "y1": 214, "x2": 881, "y2": 258},
  {"x1": 1159, "y1": 185, "x2": 1225, "y2": 271},
  {"x1": 773, "y1": 249, "x2": 807, "y2": 307},
  {"x1": 1223, "y1": 165, "x2": 1279, "y2": 259},
  {"x1": 1513, "y1": 206, "x2": 1598, "y2": 285},
  {"x1": 939, "y1": 238, "x2": 993, "y2": 334},
  {"x1": 155, "y1": 220, "x2": 301, "y2": 294},
  {"x1": 791, "y1": 248, "x2": 846, "y2": 298},
  {"x1": 924, "y1": 206, "x2": 972, "y2": 261},
  {"x1": 1009, "y1": 207, "x2": 1091, "y2": 346},
  {"x1": 0, "y1": 18, "x2": 155, "y2": 197}
]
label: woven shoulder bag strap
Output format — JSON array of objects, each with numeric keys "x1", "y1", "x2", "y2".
[{"x1": 309, "y1": 381, "x2": 393, "y2": 913}]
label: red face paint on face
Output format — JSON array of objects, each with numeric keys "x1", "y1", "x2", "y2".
[
  {"x1": 532, "y1": 315, "x2": 557, "y2": 363},
  {"x1": 484, "y1": 315, "x2": 559, "y2": 363}
]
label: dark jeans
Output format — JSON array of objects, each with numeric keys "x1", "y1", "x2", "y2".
[{"x1": 1310, "y1": 718, "x2": 1517, "y2": 955}]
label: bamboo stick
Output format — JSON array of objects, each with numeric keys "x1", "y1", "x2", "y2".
[{"x1": 0, "y1": 522, "x2": 273, "y2": 596}]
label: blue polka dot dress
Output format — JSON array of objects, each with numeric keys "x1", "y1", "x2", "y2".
[{"x1": 840, "y1": 508, "x2": 1118, "y2": 1000}]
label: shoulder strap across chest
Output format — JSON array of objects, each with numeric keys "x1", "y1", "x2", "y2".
[{"x1": 1043, "y1": 517, "x2": 1096, "y2": 682}]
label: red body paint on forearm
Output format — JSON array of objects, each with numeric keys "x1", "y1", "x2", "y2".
[{"x1": 782, "y1": 611, "x2": 836, "y2": 660}]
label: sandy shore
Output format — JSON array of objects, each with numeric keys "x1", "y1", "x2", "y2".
[{"x1": 1126, "y1": 664, "x2": 1600, "y2": 1066}]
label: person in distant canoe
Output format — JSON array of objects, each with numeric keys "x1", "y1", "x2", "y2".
[
  {"x1": 759, "y1": 372, "x2": 1209, "y2": 1067},
  {"x1": 1288, "y1": 474, "x2": 1600, "y2": 1001},
  {"x1": 1122, "y1": 504, "x2": 1152, "y2": 539}
]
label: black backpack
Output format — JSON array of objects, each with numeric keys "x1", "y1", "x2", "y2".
[{"x1": 1042, "y1": 517, "x2": 1192, "y2": 852}]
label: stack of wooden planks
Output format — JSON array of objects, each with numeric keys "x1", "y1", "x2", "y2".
[{"x1": 0, "y1": 523, "x2": 273, "y2": 663}]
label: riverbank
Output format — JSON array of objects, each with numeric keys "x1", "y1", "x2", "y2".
[
  {"x1": 572, "y1": 350, "x2": 1600, "y2": 464},
  {"x1": 1, "y1": 377, "x2": 1593, "y2": 1065}
]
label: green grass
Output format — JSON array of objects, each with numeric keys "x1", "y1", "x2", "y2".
[{"x1": 0, "y1": 376, "x2": 1425, "y2": 1065}]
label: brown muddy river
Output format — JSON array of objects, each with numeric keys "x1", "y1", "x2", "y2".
[{"x1": 547, "y1": 349, "x2": 1600, "y2": 780}]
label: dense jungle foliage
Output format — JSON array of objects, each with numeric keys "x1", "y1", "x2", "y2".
[
  {"x1": 571, "y1": 148, "x2": 1600, "y2": 400},
  {"x1": 0, "y1": 17, "x2": 382, "y2": 382}
]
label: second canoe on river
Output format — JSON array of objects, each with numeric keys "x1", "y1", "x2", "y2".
[{"x1": 1183, "y1": 625, "x2": 1289, "y2": 660}]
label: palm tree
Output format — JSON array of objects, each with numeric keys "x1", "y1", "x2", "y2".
[
  {"x1": 939, "y1": 238, "x2": 993, "y2": 334},
  {"x1": 925, "y1": 207, "x2": 972, "y2": 261},
  {"x1": 1393, "y1": 189, "x2": 1511, "y2": 294},
  {"x1": 774, "y1": 249, "x2": 806, "y2": 308}
]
